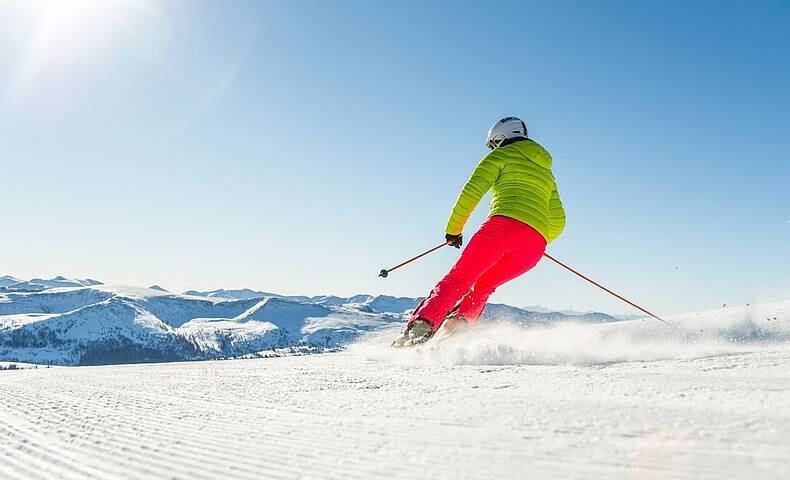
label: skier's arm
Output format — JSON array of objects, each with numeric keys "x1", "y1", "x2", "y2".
[
  {"x1": 445, "y1": 155, "x2": 501, "y2": 236},
  {"x1": 547, "y1": 186, "x2": 566, "y2": 242}
]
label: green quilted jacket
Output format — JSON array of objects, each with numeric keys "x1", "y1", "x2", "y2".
[{"x1": 446, "y1": 138, "x2": 566, "y2": 244}]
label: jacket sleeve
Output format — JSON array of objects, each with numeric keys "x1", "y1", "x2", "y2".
[
  {"x1": 445, "y1": 154, "x2": 502, "y2": 235},
  {"x1": 547, "y1": 185, "x2": 566, "y2": 243}
]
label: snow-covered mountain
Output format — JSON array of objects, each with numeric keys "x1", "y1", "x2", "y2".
[
  {"x1": 182, "y1": 288, "x2": 298, "y2": 301},
  {"x1": 184, "y1": 289, "x2": 420, "y2": 314},
  {"x1": 0, "y1": 275, "x2": 624, "y2": 366},
  {"x1": 0, "y1": 275, "x2": 22, "y2": 288},
  {"x1": 0, "y1": 282, "x2": 403, "y2": 365},
  {"x1": 481, "y1": 303, "x2": 622, "y2": 325},
  {"x1": 184, "y1": 289, "x2": 618, "y2": 319},
  {"x1": 0, "y1": 275, "x2": 102, "y2": 293},
  {"x1": 521, "y1": 304, "x2": 641, "y2": 320}
]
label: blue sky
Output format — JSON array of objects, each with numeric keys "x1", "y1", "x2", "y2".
[{"x1": 0, "y1": 0, "x2": 788, "y2": 315}]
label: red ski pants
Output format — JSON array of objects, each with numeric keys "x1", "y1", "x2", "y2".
[{"x1": 410, "y1": 216, "x2": 546, "y2": 330}]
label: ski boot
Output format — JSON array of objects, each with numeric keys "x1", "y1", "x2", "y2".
[
  {"x1": 439, "y1": 304, "x2": 470, "y2": 335},
  {"x1": 391, "y1": 319, "x2": 435, "y2": 348},
  {"x1": 441, "y1": 315, "x2": 470, "y2": 335}
]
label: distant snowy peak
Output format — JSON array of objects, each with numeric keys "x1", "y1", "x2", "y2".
[
  {"x1": 34, "y1": 276, "x2": 102, "y2": 287},
  {"x1": 1, "y1": 276, "x2": 103, "y2": 293},
  {"x1": 183, "y1": 288, "x2": 291, "y2": 300},
  {"x1": 0, "y1": 275, "x2": 18, "y2": 281},
  {"x1": 521, "y1": 304, "x2": 638, "y2": 320},
  {"x1": 148, "y1": 285, "x2": 169, "y2": 292},
  {"x1": 183, "y1": 290, "x2": 419, "y2": 315},
  {"x1": 175, "y1": 289, "x2": 625, "y2": 320},
  {"x1": 233, "y1": 297, "x2": 332, "y2": 325},
  {"x1": 0, "y1": 275, "x2": 22, "y2": 287},
  {"x1": 521, "y1": 304, "x2": 554, "y2": 314},
  {"x1": 309, "y1": 294, "x2": 370, "y2": 307},
  {"x1": 522, "y1": 304, "x2": 596, "y2": 316},
  {"x1": 336, "y1": 295, "x2": 420, "y2": 315},
  {"x1": 482, "y1": 304, "x2": 620, "y2": 324}
]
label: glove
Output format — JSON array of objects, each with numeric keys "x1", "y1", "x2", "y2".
[{"x1": 445, "y1": 233, "x2": 463, "y2": 249}]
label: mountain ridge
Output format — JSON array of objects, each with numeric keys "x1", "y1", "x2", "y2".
[{"x1": 1, "y1": 275, "x2": 629, "y2": 366}]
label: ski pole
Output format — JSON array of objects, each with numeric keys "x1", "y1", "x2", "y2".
[
  {"x1": 542, "y1": 252, "x2": 677, "y2": 330},
  {"x1": 379, "y1": 242, "x2": 450, "y2": 278}
]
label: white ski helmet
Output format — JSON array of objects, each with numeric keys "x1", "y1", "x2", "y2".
[{"x1": 485, "y1": 116, "x2": 528, "y2": 150}]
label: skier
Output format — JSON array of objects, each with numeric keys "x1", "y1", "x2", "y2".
[{"x1": 393, "y1": 117, "x2": 566, "y2": 348}]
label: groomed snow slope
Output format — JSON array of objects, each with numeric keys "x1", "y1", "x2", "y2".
[{"x1": 0, "y1": 302, "x2": 788, "y2": 479}]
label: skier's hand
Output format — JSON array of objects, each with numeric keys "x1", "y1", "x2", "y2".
[{"x1": 445, "y1": 233, "x2": 463, "y2": 249}]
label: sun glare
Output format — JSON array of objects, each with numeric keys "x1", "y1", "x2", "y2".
[{"x1": 4, "y1": 0, "x2": 167, "y2": 105}]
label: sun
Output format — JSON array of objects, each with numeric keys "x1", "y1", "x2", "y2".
[
  {"x1": 44, "y1": 0, "x2": 124, "y2": 21},
  {"x1": 15, "y1": 0, "x2": 141, "y2": 54},
  {"x1": 4, "y1": 0, "x2": 168, "y2": 104}
]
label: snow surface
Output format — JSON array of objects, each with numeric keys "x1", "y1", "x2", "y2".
[
  {"x1": 0, "y1": 361, "x2": 47, "y2": 370},
  {"x1": 0, "y1": 301, "x2": 789, "y2": 479}
]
